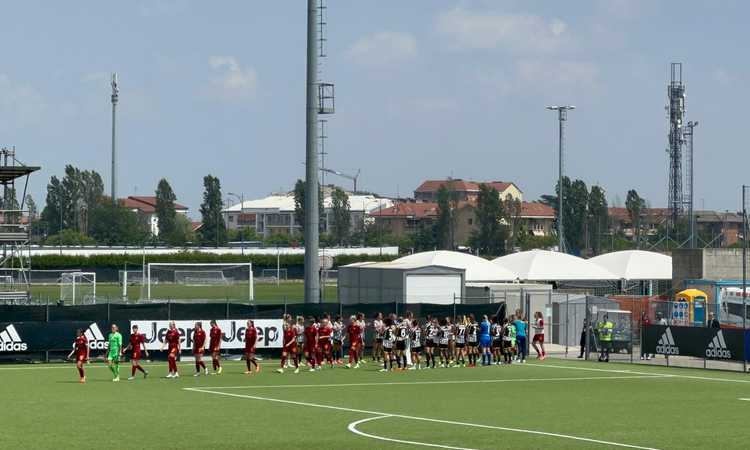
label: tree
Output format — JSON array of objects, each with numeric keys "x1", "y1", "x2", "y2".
[
  {"x1": 292, "y1": 178, "x2": 324, "y2": 235},
  {"x1": 170, "y1": 214, "x2": 197, "y2": 246},
  {"x1": 88, "y1": 199, "x2": 150, "y2": 245},
  {"x1": 41, "y1": 175, "x2": 64, "y2": 233},
  {"x1": 626, "y1": 189, "x2": 646, "y2": 248},
  {"x1": 2, "y1": 187, "x2": 20, "y2": 223},
  {"x1": 469, "y1": 184, "x2": 507, "y2": 256},
  {"x1": 155, "y1": 178, "x2": 178, "y2": 242},
  {"x1": 504, "y1": 195, "x2": 522, "y2": 251},
  {"x1": 330, "y1": 187, "x2": 351, "y2": 245},
  {"x1": 44, "y1": 229, "x2": 96, "y2": 246},
  {"x1": 434, "y1": 185, "x2": 453, "y2": 249},
  {"x1": 25, "y1": 194, "x2": 37, "y2": 220},
  {"x1": 587, "y1": 185, "x2": 609, "y2": 255},
  {"x1": 199, "y1": 174, "x2": 227, "y2": 246},
  {"x1": 566, "y1": 179, "x2": 589, "y2": 253}
]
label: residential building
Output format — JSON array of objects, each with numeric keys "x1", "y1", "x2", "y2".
[
  {"x1": 519, "y1": 202, "x2": 556, "y2": 237},
  {"x1": 223, "y1": 190, "x2": 393, "y2": 240},
  {"x1": 414, "y1": 179, "x2": 523, "y2": 203},
  {"x1": 367, "y1": 201, "x2": 439, "y2": 237},
  {"x1": 120, "y1": 196, "x2": 189, "y2": 236}
]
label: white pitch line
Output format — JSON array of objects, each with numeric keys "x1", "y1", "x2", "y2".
[
  {"x1": 209, "y1": 374, "x2": 669, "y2": 390},
  {"x1": 739, "y1": 398, "x2": 750, "y2": 402},
  {"x1": 0, "y1": 361, "x2": 278, "y2": 371},
  {"x1": 526, "y1": 362, "x2": 750, "y2": 384},
  {"x1": 184, "y1": 387, "x2": 661, "y2": 450},
  {"x1": 348, "y1": 416, "x2": 476, "y2": 450}
]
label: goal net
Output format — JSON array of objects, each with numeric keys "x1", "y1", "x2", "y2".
[
  {"x1": 59, "y1": 272, "x2": 97, "y2": 305},
  {"x1": 146, "y1": 263, "x2": 253, "y2": 301},
  {"x1": 260, "y1": 268, "x2": 287, "y2": 282}
]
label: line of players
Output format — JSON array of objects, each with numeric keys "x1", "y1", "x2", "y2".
[{"x1": 68, "y1": 312, "x2": 547, "y2": 382}]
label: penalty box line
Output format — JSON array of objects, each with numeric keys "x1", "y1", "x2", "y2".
[
  {"x1": 208, "y1": 374, "x2": 670, "y2": 390},
  {"x1": 184, "y1": 387, "x2": 661, "y2": 450}
]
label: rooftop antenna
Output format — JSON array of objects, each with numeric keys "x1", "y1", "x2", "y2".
[{"x1": 111, "y1": 73, "x2": 119, "y2": 206}]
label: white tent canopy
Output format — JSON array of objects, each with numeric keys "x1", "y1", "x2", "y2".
[
  {"x1": 588, "y1": 250, "x2": 672, "y2": 280},
  {"x1": 492, "y1": 250, "x2": 617, "y2": 281},
  {"x1": 395, "y1": 251, "x2": 518, "y2": 282}
]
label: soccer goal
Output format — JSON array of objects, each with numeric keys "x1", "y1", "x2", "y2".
[
  {"x1": 146, "y1": 263, "x2": 253, "y2": 301},
  {"x1": 59, "y1": 272, "x2": 97, "y2": 305}
]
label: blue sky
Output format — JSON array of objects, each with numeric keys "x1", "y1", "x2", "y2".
[{"x1": 2, "y1": 0, "x2": 749, "y2": 217}]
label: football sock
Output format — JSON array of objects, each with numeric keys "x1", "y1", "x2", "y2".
[
  {"x1": 402, "y1": 355, "x2": 407, "y2": 367},
  {"x1": 78, "y1": 367, "x2": 84, "y2": 378},
  {"x1": 280, "y1": 356, "x2": 287, "y2": 368}
]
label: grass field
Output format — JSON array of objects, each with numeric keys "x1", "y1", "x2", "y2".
[
  {"x1": 2, "y1": 357, "x2": 749, "y2": 449},
  {"x1": 29, "y1": 281, "x2": 338, "y2": 303}
]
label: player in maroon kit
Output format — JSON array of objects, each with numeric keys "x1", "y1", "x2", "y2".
[
  {"x1": 123, "y1": 324, "x2": 149, "y2": 380},
  {"x1": 67, "y1": 329, "x2": 89, "y2": 383},
  {"x1": 277, "y1": 322, "x2": 299, "y2": 374},
  {"x1": 209, "y1": 320, "x2": 223, "y2": 375},
  {"x1": 160, "y1": 321, "x2": 181, "y2": 378},
  {"x1": 345, "y1": 315, "x2": 362, "y2": 369},
  {"x1": 192, "y1": 322, "x2": 208, "y2": 377},
  {"x1": 244, "y1": 320, "x2": 260, "y2": 374},
  {"x1": 317, "y1": 317, "x2": 334, "y2": 369},
  {"x1": 303, "y1": 317, "x2": 318, "y2": 372}
]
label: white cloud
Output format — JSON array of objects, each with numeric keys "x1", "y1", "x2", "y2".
[
  {"x1": 0, "y1": 74, "x2": 46, "y2": 132},
  {"x1": 474, "y1": 60, "x2": 599, "y2": 98},
  {"x1": 435, "y1": 7, "x2": 569, "y2": 53},
  {"x1": 206, "y1": 56, "x2": 258, "y2": 102},
  {"x1": 346, "y1": 31, "x2": 417, "y2": 67}
]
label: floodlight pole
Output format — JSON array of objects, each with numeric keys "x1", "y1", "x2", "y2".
[
  {"x1": 547, "y1": 105, "x2": 575, "y2": 254},
  {"x1": 304, "y1": 0, "x2": 321, "y2": 304},
  {"x1": 111, "y1": 73, "x2": 119, "y2": 206},
  {"x1": 743, "y1": 185, "x2": 747, "y2": 374}
]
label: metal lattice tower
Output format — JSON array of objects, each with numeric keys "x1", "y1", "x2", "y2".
[
  {"x1": 667, "y1": 63, "x2": 686, "y2": 232},
  {"x1": 111, "y1": 73, "x2": 118, "y2": 206},
  {"x1": 546, "y1": 105, "x2": 575, "y2": 254}
]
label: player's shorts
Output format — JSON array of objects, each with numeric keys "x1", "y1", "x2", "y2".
[
  {"x1": 245, "y1": 347, "x2": 256, "y2": 354},
  {"x1": 304, "y1": 344, "x2": 316, "y2": 354},
  {"x1": 383, "y1": 342, "x2": 394, "y2": 351},
  {"x1": 107, "y1": 351, "x2": 120, "y2": 362},
  {"x1": 438, "y1": 343, "x2": 448, "y2": 349},
  {"x1": 425, "y1": 339, "x2": 434, "y2": 348},
  {"x1": 333, "y1": 339, "x2": 343, "y2": 347},
  {"x1": 502, "y1": 341, "x2": 513, "y2": 350},
  {"x1": 533, "y1": 334, "x2": 544, "y2": 343},
  {"x1": 131, "y1": 351, "x2": 141, "y2": 361},
  {"x1": 210, "y1": 345, "x2": 221, "y2": 353},
  {"x1": 411, "y1": 346, "x2": 421, "y2": 354},
  {"x1": 456, "y1": 342, "x2": 466, "y2": 349},
  {"x1": 318, "y1": 343, "x2": 332, "y2": 353},
  {"x1": 375, "y1": 338, "x2": 383, "y2": 344},
  {"x1": 283, "y1": 343, "x2": 297, "y2": 354},
  {"x1": 479, "y1": 336, "x2": 492, "y2": 347},
  {"x1": 395, "y1": 341, "x2": 406, "y2": 351},
  {"x1": 76, "y1": 354, "x2": 87, "y2": 363},
  {"x1": 468, "y1": 340, "x2": 478, "y2": 347},
  {"x1": 193, "y1": 349, "x2": 204, "y2": 356},
  {"x1": 492, "y1": 339, "x2": 502, "y2": 348}
]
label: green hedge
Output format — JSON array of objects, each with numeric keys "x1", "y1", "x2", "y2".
[{"x1": 30, "y1": 251, "x2": 398, "y2": 271}]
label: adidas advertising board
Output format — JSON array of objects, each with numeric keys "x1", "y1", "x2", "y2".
[
  {"x1": 0, "y1": 324, "x2": 28, "y2": 352},
  {"x1": 643, "y1": 325, "x2": 746, "y2": 361},
  {"x1": 130, "y1": 319, "x2": 283, "y2": 350},
  {"x1": 0, "y1": 321, "x2": 113, "y2": 352}
]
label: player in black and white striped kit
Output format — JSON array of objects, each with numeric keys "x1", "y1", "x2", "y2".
[
  {"x1": 394, "y1": 318, "x2": 409, "y2": 370},
  {"x1": 380, "y1": 318, "x2": 395, "y2": 372},
  {"x1": 466, "y1": 316, "x2": 479, "y2": 367},
  {"x1": 423, "y1": 317, "x2": 438, "y2": 369},
  {"x1": 409, "y1": 319, "x2": 423, "y2": 370},
  {"x1": 491, "y1": 317, "x2": 503, "y2": 365},
  {"x1": 455, "y1": 317, "x2": 467, "y2": 367},
  {"x1": 438, "y1": 318, "x2": 451, "y2": 368}
]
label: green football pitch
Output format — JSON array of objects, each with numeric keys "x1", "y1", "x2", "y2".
[
  {"x1": 2, "y1": 358, "x2": 749, "y2": 449},
  {"x1": 29, "y1": 281, "x2": 338, "y2": 303}
]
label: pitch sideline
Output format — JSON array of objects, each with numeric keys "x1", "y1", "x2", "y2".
[{"x1": 184, "y1": 387, "x2": 661, "y2": 450}]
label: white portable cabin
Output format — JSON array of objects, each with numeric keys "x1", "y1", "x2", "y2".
[{"x1": 338, "y1": 261, "x2": 466, "y2": 305}]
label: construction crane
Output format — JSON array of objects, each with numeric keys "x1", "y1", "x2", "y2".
[{"x1": 321, "y1": 168, "x2": 360, "y2": 193}]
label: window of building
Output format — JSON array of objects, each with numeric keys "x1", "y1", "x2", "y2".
[
  {"x1": 228, "y1": 215, "x2": 234, "y2": 222},
  {"x1": 468, "y1": 218, "x2": 473, "y2": 225}
]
